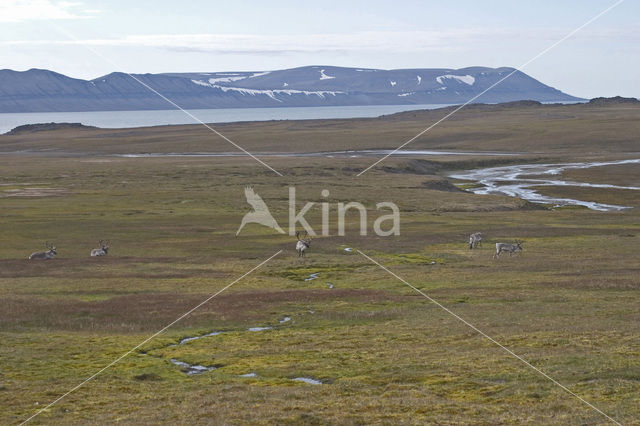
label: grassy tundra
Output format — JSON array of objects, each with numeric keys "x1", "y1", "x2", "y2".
[{"x1": 1, "y1": 102, "x2": 639, "y2": 424}]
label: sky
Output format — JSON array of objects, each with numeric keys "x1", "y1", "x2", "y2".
[{"x1": 0, "y1": 0, "x2": 638, "y2": 99}]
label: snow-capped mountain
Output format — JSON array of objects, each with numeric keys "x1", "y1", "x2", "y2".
[{"x1": 0, "y1": 66, "x2": 583, "y2": 113}]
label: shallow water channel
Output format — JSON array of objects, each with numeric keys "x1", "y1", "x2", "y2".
[
  {"x1": 449, "y1": 159, "x2": 640, "y2": 211},
  {"x1": 158, "y1": 315, "x2": 323, "y2": 385}
]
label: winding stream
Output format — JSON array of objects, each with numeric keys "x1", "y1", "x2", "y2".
[
  {"x1": 450, "y1": 159, "x2": 640, "y2": 211},
  {"x1": 159, "y1": 315, "x2": 323, "y2": 384},
  {"x1": 150, "y1": 254, "x2": 343, "y2": 383}
]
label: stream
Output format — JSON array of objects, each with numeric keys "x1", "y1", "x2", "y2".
[
  {"x1": 149, "y1": 261, "x2": 342, "y2": 383},
  {"x1": 158, "y1": 315, "x2": 323, "y2": 384},
  {"x1": 449, "y1": 159, "x2": 640, "y2": 211}
]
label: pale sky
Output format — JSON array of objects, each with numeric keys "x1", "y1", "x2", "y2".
[{"x1": 0, "y1": 0, "x2": 638, "y2": 99}]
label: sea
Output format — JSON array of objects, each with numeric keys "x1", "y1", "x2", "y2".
[{"x1": 0, "y1": 104, "x2": 457, "y2": 134}]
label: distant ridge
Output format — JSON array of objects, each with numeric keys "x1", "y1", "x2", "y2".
[
  {"x1": 588, "y1": 96, "x2": 640, "y2": 106},
  {"x1": 0, "y1": 66, "x2": 584, "y2": 113},
  {"x1": 6, "y1": 122, "x2": 96, "y2": 135}
]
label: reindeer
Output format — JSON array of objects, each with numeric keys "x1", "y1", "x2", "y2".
[
  {"x1": 91, "y1": 240, "x2": 109, "y2": 257},
  {"x1": 493, "y1": 241, "x2": 523, "y2": 259},
  {"x1": 295, "y1": 231, "x2": 312, "y2": 258},
  {"x1": 29, "y1": 242, "x2": 57, "y2": 260},
  {"x1": 469, "y1": 232, "x2": 483, "y2": 249}
]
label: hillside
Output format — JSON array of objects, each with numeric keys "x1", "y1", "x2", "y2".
[{"x1": 0, "y1": 66, "x2": 583, "y2": 113}]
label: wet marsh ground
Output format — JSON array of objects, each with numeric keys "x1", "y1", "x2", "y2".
[{"x1": 1, "y1": 103, "x2": 639, "y2": 424}]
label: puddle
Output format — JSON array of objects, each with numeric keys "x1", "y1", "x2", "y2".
[
  {"x1": 248, "y1": 326, "x2": 273, "y2": 332},
  {"x1": 293, "y1": 377, "x2": 323, "y2": 385},
  {"x1": 279, "y1": 316, "x2": 291, "y2": 323},
  {"x1": 327, "y1": 283, "x2": 334, "y2": 289},
  {"x1": 170, "y1": 359, "x2": 217, "y2": 375},
  {"x1": 178, "y1": 331, "x2": 222, "y2": 345},
  {"x1": 239, "y1": 372, "x2": 258, "y2": 378},
  {"x1": 450, "y1": 159, "x2": 640, "y2": 211},
  {"x1": 344, "y1": 247, "x2": 353, "y2": 252},
  {"x1": 305, "y1": 273, "x2": 319, "y2": 281}
]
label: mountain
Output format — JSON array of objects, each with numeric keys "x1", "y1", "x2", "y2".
[{"x1": 0, "y1": 66, "x2": 583, "y2": 113}]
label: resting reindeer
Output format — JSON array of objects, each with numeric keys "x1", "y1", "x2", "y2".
[
  {"x1": 469, "y1": 232, "x2": 483, "y2": 249},
  {"x1": 91, "y1": 240, "x2": 109, "y2": 257},
  {"x1": 29, "y1": 242, "x2": 57, "y2": 260},
  {"x1": 493, "y1": 241, "x2": 523, "y2": 259},
  {"x1": 295, "y1": 231, "x2": 312, "y2": 258}
]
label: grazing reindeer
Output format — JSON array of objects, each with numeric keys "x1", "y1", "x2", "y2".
[
  {"x1": 91, "y1": 240, "x2": 109, "y2": 257},
  {"x1": 469, "y1": 232, "x2": 483, "y2": 249},
  {"x1": 493, "y1": 241, "x2": 523, "y2": 259},
  {"x1": 295, "y1": 231, "x2": 312, "y2": 258},
  {"x1": 29, "y1": 242, "x2": 57, "y2": 260}
]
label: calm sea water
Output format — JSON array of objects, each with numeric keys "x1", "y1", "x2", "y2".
[{"x1": 0, "y1": 104, "x2": 455, "y2": 134}]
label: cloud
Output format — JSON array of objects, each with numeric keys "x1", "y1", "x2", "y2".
[
  {"x1": 0, "y1": 30, "x2": 503, "y2": 53},
  {"x1": 3, "y1": 27, "x2": 638, "y2": 55},
  {"x1": 0, "y1": 0, "x2": 98, "y2": 22}
]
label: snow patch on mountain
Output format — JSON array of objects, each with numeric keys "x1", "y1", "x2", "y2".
[
  {"x1": 249, "y1": 71, "x2": 271, "y2": 78},
  {"x1": 398, "y1": 92, "x2": 414, "y2": 97},
  {"x1": 191, "y1": 79, "x2": 344, "y2": 102},
  {"x1": 190, "y1": 80, "x2": 212, "y2": 88},
  {"x1": 417, "y1": 75, "x2": 422, "y2": 85},
  {"x1": 436, "y1": 74, "x2": 475, "y2": 86},
  {"x1": 390, "y1": 80, "x2": 397, "y2": 86},
  {"x1": 207, "y1": 76, "x2": 247, "y2": 84},
  {"x1": 319, "y1": 69, "x2": 335, "y2": 80}
]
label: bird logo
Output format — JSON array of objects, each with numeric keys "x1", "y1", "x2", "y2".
[{"x1": 236, "y1": 186, "x2": 285, "y2": 235}]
